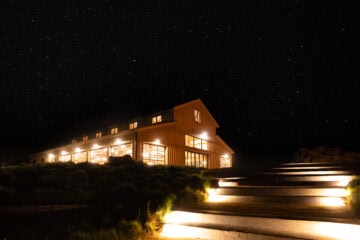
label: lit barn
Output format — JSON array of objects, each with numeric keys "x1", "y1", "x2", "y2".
[{"x1": 30, "y1": 99, "x2": 234, "y2": 168}]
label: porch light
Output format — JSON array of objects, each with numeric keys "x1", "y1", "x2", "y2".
[
  {"x1": 92, "y1": 143, "x2": 100, "y2": 149},
  {"x1": 114, "y1": 139, "x2": 123, "y2": 145},
  {"x1": 200, "y1": 132, "x2": 208, "y2": 139},
  {"x1": 154, "y1": 139, "x2": 160, "y2": 145},
  {"x1": 74, "y1": 147, "x2": 82, "y2": 153}
]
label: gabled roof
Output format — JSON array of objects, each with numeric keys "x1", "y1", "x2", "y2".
[
  {"x1": 173, "y1": 99, "x2": 220, "y2": 128},
  {"x1": 216, "y1": 135, "x2": 235, "y2": 154}
]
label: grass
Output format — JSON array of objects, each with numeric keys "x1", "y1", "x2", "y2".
[
  {"x1": 0, "y1": 157, "x2": 212, "y2": 239},
  {"x1": 348, "y1": 177, "x2": 360, "y2": 218}
]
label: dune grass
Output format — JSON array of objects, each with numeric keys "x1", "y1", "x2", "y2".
[{"x1": 0, "y1": 157, "x2": 211, "y2": 239}]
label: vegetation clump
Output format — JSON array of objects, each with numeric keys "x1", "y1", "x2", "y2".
[
  {"x1": 0, "y1": 157, "x2": 211, "y2": 239},
  {"x1": 294, "y1": 146, "x2": 360, "y2": 163},
  {"x1": 348, "y1": 177, "x2": 360, "y2": 218}
]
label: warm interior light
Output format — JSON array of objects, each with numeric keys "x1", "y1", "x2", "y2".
[
  {"x1": 74, "y1": 147, "x2": 82, "y2": 153},
  {"x1": 60, "y1": 151, "x2": 68, "y2": 155},
  {"x1": 114, "y1": 139, "x2": 123, "y2": 145},
  {"x1": 92, "y1": 143, "x2": 100, "y2": 149}
]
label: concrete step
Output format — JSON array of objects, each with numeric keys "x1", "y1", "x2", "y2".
[
  {"x1": 160, "y1": 211, "x2": 360, "y2": 240},
  {"x1": 219, "y1": 174, "x2": 353, "y2": 187},
  {"x1": 207, "y1": 194, "x2": 348, "y2": 207},
  {"x1": 215, "y1": 186, "x2": 349, "y2": 197}
]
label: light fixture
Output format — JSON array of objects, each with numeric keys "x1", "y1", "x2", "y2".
[
  {"x1": 60, "y1": 151, "x2": 68, "y2": 155},
  {"x1": 200, "y1": 132, "x2": 208, "y2": 139},
  {"x1": 74, "y1": 147, "x2": 82, "y2": 153},
  {"x1": 92, "y1": 143, "x2": 100, "y2": 149}
]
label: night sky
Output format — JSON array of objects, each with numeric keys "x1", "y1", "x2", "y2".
[{"x1": 1, "y1": 1, "x2": 359, "y2": 162}]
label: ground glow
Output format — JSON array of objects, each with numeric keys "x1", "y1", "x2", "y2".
[
  {"x1": 311, "y1": 221, "x2": 360, "y2": 240},
  {"x1": 269, "y1": 171, "x2": 348, "y2": 175},
  {"x1": 206, "y1": 188, "x2": 232, "y2": 203},
  {"x1": 163, "y1": 211, "x2": 204, "y2": 225},
  {"x1": 160, "y1": 224, "x2": 210, "y2": 239},
  {"x1": 319, "y1": 197, "x2": 346, "y2": 207}
]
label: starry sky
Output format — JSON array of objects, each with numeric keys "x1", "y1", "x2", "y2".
[{"x1": 1, "y1": 1, "x2": 359, "y2": 162}]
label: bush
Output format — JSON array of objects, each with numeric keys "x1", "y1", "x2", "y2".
[{"x1": 0, "y1": 161, "x2": 209, "y2": 239}]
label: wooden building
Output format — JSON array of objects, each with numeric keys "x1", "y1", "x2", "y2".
[{"x1": 30, "y1": 99, "x2": 234, "y2": 168}]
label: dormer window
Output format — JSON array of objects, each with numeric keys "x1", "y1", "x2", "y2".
[
  {"x1": 194, "y1": 109, "x2": 201, "y2": 123},
  {"x1": 152, "y1": 115, "x2": 162, "y2": 124},
  {"x1": 82, "y1": 136, "x2": 88, "y2": 142},
  {"x1": 111, "y1": 127, "x2": 118, "y2": 134},
  {"x1": 129, "y1": 121, "x2": 138, "y2": 129},
  {"x1": 96, "y1": 132, "x2": 102, "y2": 138}
]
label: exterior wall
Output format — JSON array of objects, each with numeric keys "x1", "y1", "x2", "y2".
[
  {"x1": 173, "y1": 99, "x2": 233, "y2": 168},
  {"x1": 29, "y1": 99, "x2": 234, "y2": 168}
]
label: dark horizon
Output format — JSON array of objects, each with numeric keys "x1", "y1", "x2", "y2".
[{"x1": 1, "y1": 1, "x2": 359, "y2": 163}]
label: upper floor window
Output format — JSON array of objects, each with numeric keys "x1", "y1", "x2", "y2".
[
  {"x1": 194, "y1": 109, "x2": 201, "y2": 123},
  {"x1": 152, "y1": 115, "x2": 162, "y2": 124},
  {"x1": 96, "y1": 131, "x2": 102, "y2": 138},
  {"x1": 185, "y1": 135, "x2": 208, "y2": 150},
  {"x1": 129, "y1": 121, "x2": 138, "y2": 129},
  {"x1": 71, "y1": 139, "x2": 77, "y2": 144},
  {"x1": 82, "y1": 136, "x2": 88, "y2": 142},
  {"x1": 111, "y1": 128, "x2": 118, "y2": 134}
]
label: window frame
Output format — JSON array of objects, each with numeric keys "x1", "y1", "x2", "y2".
[
  {"x1": 185, "y1": 151, "x2": 208, "y2": 168},
  {"x1": 129, "y1": 121, "x2": 138, "y2": 129},
  {"x1": 152, "y1": 115, "x2": 162, "y2": 124},
  {"x1": 111, "y1": 127, "x2": 118, "y2": 134},
  {"x1": 185, "y1": 134, "x2": 208, "y2": 150},
  {"x1": 143, "y1": 143, "x2": 166, "y2": 165},
  {"x1": 194, "y1": 109, "x2": 201, "y2": 123}
]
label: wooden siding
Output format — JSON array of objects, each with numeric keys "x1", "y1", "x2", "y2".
[
  {"x1": 173, "y1": 99, "x2": 218, "y2": 141},
  {"x1": 137, "y1": 123, "x2": 185, "y2": 166}
]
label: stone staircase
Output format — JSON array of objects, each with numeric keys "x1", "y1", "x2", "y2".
[{"x1": 160, "y1": 162, "x2": 360, "y2": 240}]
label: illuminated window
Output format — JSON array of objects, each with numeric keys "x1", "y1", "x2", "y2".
[
  {"x1": 90, "y1": 147, "x2": 108, "y2": 164},
  {"x1": 71, "y1": 139, "x2": 77, "y2": 144},
  {"x1": 152, "y1": 115, "x2": 162, "y2": 124},
  {"x1": 72, "y1": 151, "x2": 87, "y2": 164},
  {"x1": 111, "y1": 143, "x2": 133, "y2": 157},
  {"x1": 143, "y1": 143, "x2": 166, "y2": 165},
  {"x1": 83, "y1": 136, "x2": 88, "y2": 142},
  {"x1": 185, "y1": 151, "x2": 208, "y2": 168},
  {"x1": 220, "y1": 155, "x2": 232, "y2": 168},
  {"x1": 59, "y1": 154, "x2": 71, "y2": 162},
  {"x1": 129, "y1": 121, "x2": 138, "y2": 129},
  {"x1": 111, "y1": 127, "x2": 118, "y2": 134},
  {"x1": 47, "y1": 153, "x2": 56, "y2": 163},
  {"x1": 96, "y1": 131, "x2": 102, "y2": 138},
  {"x1": 194, "y1": 109, "x2": 201, "y2": 123},
  {"x1": 185, "y1": 135, "x2": 208, "y2": 150}
]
